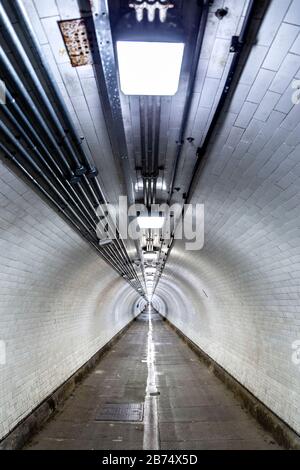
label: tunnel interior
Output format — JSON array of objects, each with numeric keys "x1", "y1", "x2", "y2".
[{"x1": 0, "y1": 0, "x2": 300, "y2": 450}]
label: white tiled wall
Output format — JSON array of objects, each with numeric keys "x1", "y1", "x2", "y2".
[
  {"x1": 0, "y1": 162, "x2": 138, "y2": 440},
  {"x1": 158, "y1": 0, "x2": 300, "y2": 435}
]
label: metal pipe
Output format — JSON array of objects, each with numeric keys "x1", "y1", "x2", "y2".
[
  {"x1": 0, "y1": 3, "x2": 85, "y2": 176},
  {"x1": 0, "y1": 117, "x2": 140, "y2": 284},
  {"x1": 0, "y1": 123, "x2": 95, "y2": 238},
  {"x1": 0, "y1": 1, "x2": 144, "y2": 293},
  {"x1": 0, "y1": 47, "x2": 75, "y2": 180},
  {"x1": 152, "y1": 96, "x2": 161, "y2": 204},
  {"x1": 2, "y1": 90, "x2": 110, "y2": 234},
  {"x1": 0, "y1": 145, "x2": 94, "y2": 238},
  {"x1": 147, "y1": 97, "x2": 153, "y2": 177},
  {"x1": 0, "y1": 48, "x2": 111, "y2": 241},
  {"x1": 1, "y1": 3, "x2": 132, "y2": 262},
  {"x1": 1, "y1": 103, "x2": 98, "y2": 231}
]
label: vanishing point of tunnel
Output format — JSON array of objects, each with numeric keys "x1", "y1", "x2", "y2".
[{"x1": 0, "y1": 0, "x2": 300, "y2": 453}]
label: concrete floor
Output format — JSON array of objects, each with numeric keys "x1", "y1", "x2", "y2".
[{"x1": 26, "y1": 310, "x2": 280, "y2": 450}]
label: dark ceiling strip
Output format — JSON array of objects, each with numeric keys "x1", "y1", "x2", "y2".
[{"x1": 140, "y1": 95, "x2": 161, "y2": 207}]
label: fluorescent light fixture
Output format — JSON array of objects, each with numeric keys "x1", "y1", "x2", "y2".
[
  {"x1": 143, "y1": 252, "x2": 158, "y2": 261},
  {"x1": 138, "y1": 216, "x2": 165, "y2": 229},
  {"x1": 99, "y1": 239, "x2": 113, "y2": 247},
  {"x1": 117, "y1": 41, "x2": 184, "y2": 96}
]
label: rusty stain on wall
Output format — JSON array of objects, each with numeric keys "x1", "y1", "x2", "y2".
[{"x1": 58, "y1": 18, "x2": 95, "y2": 67}]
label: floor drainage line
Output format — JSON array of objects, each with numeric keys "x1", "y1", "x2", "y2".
[{"x1": 143, "y1": 307, "x2": 160, "y2": 450}]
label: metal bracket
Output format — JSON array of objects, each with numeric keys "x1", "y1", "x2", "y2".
[
  {"x1": 129, "y1": 1, "x2": 174, "y2": 23},
  {"x1": 69, "y1": 174, "x2": 82, "y2": 184}
]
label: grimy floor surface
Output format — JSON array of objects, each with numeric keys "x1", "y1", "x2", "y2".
[{"x1": 26, "y1": 309, "x2": 280, "y2": 450}]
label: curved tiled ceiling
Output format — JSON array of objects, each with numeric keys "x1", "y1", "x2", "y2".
[{"x1": 0, "y1": 0, "x2": 299, "y2": 441}]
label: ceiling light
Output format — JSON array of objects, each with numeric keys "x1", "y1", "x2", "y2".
[
  {"x1": 117, "y1": 41, "x2": 184, "y2": 96},
  {"x1": 138, "y1": 216, "x2": 165, "y2": 229},
  {"x1": 145, "y1": 268, "x2": 156, "y2": 274},
  {"x1": 143, "y1": 252, "x2": 158, "y2": 261}
]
